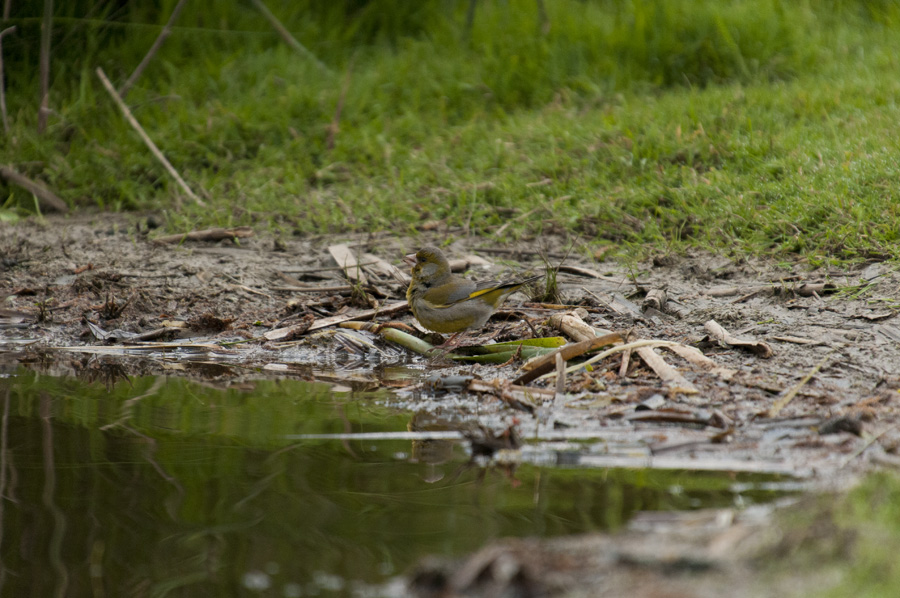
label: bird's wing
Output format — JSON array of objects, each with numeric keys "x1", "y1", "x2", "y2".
[
  {"x1": 461, "y1": 274, "x2": 542, "y2": 302},
  {"x1": 430, "y1": 277, "x2": 477, "y2": 306},
  {"x1": 431, "y1": 275, "x2": 541, "y2": 307}
]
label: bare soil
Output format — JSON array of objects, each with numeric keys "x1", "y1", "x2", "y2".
[{"x1": 3, "y1": 213, "x2": 900, "y2": 597}]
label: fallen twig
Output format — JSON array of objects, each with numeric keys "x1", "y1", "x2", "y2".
[
  {"x1": 544, "y1": 309, "x2": 726, "y2": 392},
  {"x1": 96, "y1": 66, "x2": 206, "y2": 206},
  {"x1": 767, "y1": 351, "x2": 833, "y2": 418},
  {"x1": 328, "y1": 243, "x2": 368, "y2": 285},
  {"x1": 557, "y1": 264, "x2": 644, "y2": 285},
  {"x1": 548, "y1": 310, "x2": 614, "y2": 341},
  {"x1": 514, "y1": 331, "x2": 622, "y2": 385},
  {"x1": 264, "y1": 314, "x2": 316, "y2": 341},
  {"x1": 771, "y1": 335, "x2": 823, "y2": 346},
  {"x1": 250, "y1": 0, "x2": 331, "y2": 74},
  {"x1": 327, "y1": 62, "x2": 352, "y2": 150},
  {"x1": 663, "y1": 344, "x2": 736, "y2": 381},
  {"x1": 119, "y1": 0, "x2": 187, "y2": 97},
  {"x1": 228, "y1": 283, "x2": 272, "y2": 299},
  {"x1": 300, "y1": 301, "x2": 408, "y2": 334},
  {"x1": 705, "y1": 285, "x2": 762, "y2": 297},
  {"x1": 270, "y1": 285, "x2": 354, "y2": 293},
  {"x1": 0, "y1": 165, "x2": 68, "y2": 212},
  {"x1": 642, "y1": 288, "x2": 667, "y2": 312},
  {"x1": 537, "y1": 339, "x2": 682, "y2": 382},
  {"x1": 468, "y1": 378, "x2": 554, "y2": 414},
  {"x1": 152, "y1": 227, "x2": 253, "y2": 244},
  {"x1": 38, "y1": 0, "x2": 52, "y2": 133},
  {"x1": 839, "y1": 423, "x2": 897, "y2": 469},
  {"x1": 634, "y1": 346, "x2": 698, "y2": 394},
  {"x1": 55, "y1": 341, "x2": 230, "y2": 354},
  {"x1": 360, "y1": 252, "x2": 410, "y2": 284},
  {"x1": 703, "y1": 319, "x2": 773, "y2": 358},
  {"x1": 0, "y1": 26, "x2": 16, "y2": 133},
  {"x1": 624, "y1": 409, "x2": 727, "y2": 428},
  {"x1": 707, "y1": 281, "x2": 838, "y2": 302},
  {"x1": 618, "y1": 347, "x2": 632, "y2": 377},
  {"x1": 554, "y1": 352, "x2": 566, "y2": 398}
]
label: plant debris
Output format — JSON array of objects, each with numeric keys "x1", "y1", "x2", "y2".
[{"x1": 3, "y1": 215, "x2": 900, "y2": 491}]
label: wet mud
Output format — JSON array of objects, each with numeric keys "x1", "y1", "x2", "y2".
[{"x1": 2, "y1": 213, "x2": 899, "y2": 596}]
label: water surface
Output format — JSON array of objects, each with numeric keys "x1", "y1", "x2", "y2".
[{"x1": 0, "y1": 366, "x2": 786, "y2": 597}]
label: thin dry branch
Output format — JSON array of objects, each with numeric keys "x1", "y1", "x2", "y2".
[
  {"x1": 250, "y1": 0, "x2": 330, "y2": 74},
  {"x1": 327, "y1": 64, "x2": 352, "y2": 150},
  {"x1": 328, "y1": 243, "x2": 368, "y2": 285},
  {"x1": 635, "y1": 346, "x2": 698, "y2": 395},
  {"x1": 38, "y1": 0, "x2": 52, "y2": 133},
  {"x1": 548, "y1": 310, "x2": 614, "y2": 341},
  {"x1": 514, "y1": 331, "x2": 622, "y2": 385},
  {"x1": 704, "y1": 319, "x2": 773, "y2": 358},
  {"x1": 0, "y1": 164, "x2": 68, "y2": 212},
  {"x1": 96, "y1": 67, "x2": 206, "y2": 206},
  {"x1": 119, "y1": 0, "x2": 187, "y2": 97},
  {"x1": 268, "y1": 301, "x2": 409, "y2": 337},
  {"x1": 664, "y1": 343, "x2": 736, "y2": 381},
  {"x1": 536, "y1": 0, "x2": 550, "y2": 34},
  {"x1": 767, "y1": 351, "x2": 833, "y2": 418},
  {"x1": 557, "y1": 264, "x2": 643, "y2": 285},
  {"x1": 152, "y1": 227, "x2": 253, "y2": 244},
  {"x1": 0, "y1": 26, "x2": 15, "y2": 134},
  {"x1": 467, "y1": 378, "x2": 553, "y2": 414},
  {"x1": 554, "y1": 352, "x2": 566, "y2": 398}
]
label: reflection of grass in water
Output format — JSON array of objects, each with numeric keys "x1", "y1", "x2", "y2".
[
  {"x1": 758, "y1": 472, "x2": 900, "y2": 597},
  {"x1": 827, "y1": 472, "x2": 900, "y2": 597},
  {"x1": 7, "y1": 368, "x2": 398, "y2": 447},
  {"x1": 2, "y1": 368, "x2": 801, "y2": 596}
]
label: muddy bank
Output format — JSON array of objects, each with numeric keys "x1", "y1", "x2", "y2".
[
  {"x1": 5, "y1": 214, "x2": 897, "y2": 468},
  {"x1": 3, "y1": 213, "x2": 900, "y2": 596}
]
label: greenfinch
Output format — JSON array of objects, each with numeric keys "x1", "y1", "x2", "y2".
[{"x1": 404, "y1": 246, "x2": 541, "y2": 345}]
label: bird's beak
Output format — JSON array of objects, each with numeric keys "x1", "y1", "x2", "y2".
[{"x1": 403, "y1": 253, "x2": 417, "y2": 268}]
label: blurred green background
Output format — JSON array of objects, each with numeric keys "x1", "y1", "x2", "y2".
[{"x1": 2, "y1": 1, "x2": 899, "y2": 260}]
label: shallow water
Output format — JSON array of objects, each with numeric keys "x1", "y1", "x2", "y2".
[{"x1": 0, "y1": 366, "x2": 790, "y2": 597}]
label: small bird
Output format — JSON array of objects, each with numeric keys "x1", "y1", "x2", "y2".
[{"x1": 404, "y1": 246, "x2": 541, "y2": 347}]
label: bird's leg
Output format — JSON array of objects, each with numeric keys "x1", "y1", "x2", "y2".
[
  {"x1": 436, "y1": 332, "x2": 463, "y2": 349},
  {"x1": 429, "y1": 332, "x2": 467, "y2": 360}
]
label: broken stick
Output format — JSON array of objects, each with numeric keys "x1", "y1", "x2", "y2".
[
  {"x1": 0, "y1": 26, "x2": 15, "y2": 133},
  {"x1": 0, "y1": 165, "x2": 67, "y2": 212},
  {"x1": 250, "y1": 0, "x2": 331, "y2": 74},
  {"x1": 119, "y1": 0, "x2": 187, "y2": 97},
  {"x1": 767, "y1": 350, "x2": 833, "y2": 418},
  {"x1": 96, "y1": 67, "x2": 206, "y2": 206},
  {"x1": 703, "y1": 319, "x2": 773, "y2": 358},
  {"x1": 328, "y1": 244, "x2": 368, "y2": 285},
  {"x1": 38, "y1": 0, "x2": 52, "y2": 133},
  {"x1": 153, "y1": 227, "x2": 253, "y2": 244},
  {"x1": 514, "y1": 332, "x2": 623, "y2": 385},
  {"x1": 635, "y1": 346, "x2": 698, "y2": 395},
  {"x1": 548, "y1": 310, "x2": 614, "y2": 342}
]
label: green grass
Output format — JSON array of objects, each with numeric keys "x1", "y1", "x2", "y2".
[{"x1": 2, "y1": 0, "x2": 900, "y2": 262}]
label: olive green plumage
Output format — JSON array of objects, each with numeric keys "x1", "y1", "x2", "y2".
[{"x1": 404, "y1": 246, "x2": 541, "y2": 334}]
